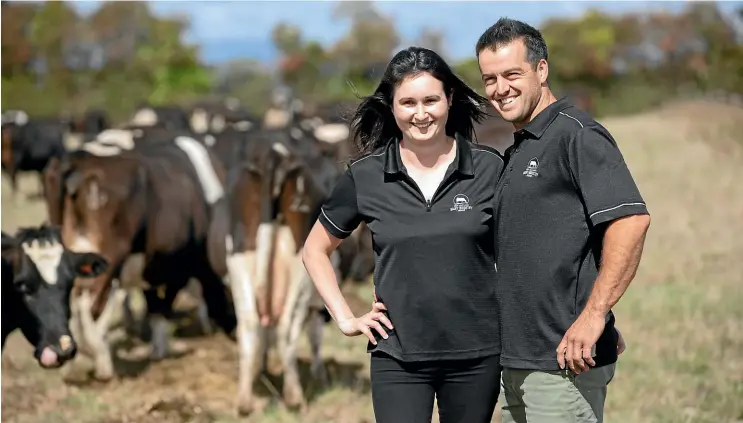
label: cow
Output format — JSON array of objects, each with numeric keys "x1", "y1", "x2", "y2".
[
  {"x1": 2, "y1": 110, "x2": 30, "y2": 127},
  {"x1": 189, "y1": 99, "x2": 259, "y2": 135},
  {"x1": 261, "y1": 98, "x2": 357, "y2": 170},
  {"x1": 43, "y1": 135, "x2": 236, "y2": 381},
  {"x1": 68, "y1": 109, "x2": 110, "y2": 136},
  {"x1": 337, "y1": 223, "x2": 374, "y2": 284},
  {"x1": 2, "y1": 112, "x2": 67, "y2": 200},
  {"x1": 278, "y1": 102, "x2": 376, "y2": 286},
  {"x1": 1, "y1": 225, "x2": 108, "y2": 368},
  {"x1": 211, "y1": 127, "x2": 342, "y2": 415},
  {"x1": 127, "y1": 104, "x2": 192, "y2": 132}
]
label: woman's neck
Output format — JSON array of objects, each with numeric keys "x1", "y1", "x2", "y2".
[{"x1": 400, "y1": 134, "x2": 455, "y2": 171}]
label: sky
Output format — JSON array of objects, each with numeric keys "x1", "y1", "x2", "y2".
[{"x1": 68, "y1": 1, "x2": 743, "y2": 65}]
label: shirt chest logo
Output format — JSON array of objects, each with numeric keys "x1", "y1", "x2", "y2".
[
  {"x1": 450, "y1": 194, "x2": 472, "y2": 212},
  {"x1": 523, "y1": 157, "x2": 540, "y2": 178}
]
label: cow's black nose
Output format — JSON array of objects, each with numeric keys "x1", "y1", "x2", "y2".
[{"x1": 55, "y1": 335, "x2": 78, "y2": 361}]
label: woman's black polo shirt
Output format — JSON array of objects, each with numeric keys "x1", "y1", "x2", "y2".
[{"x1": 319, "y1": 134, "x2": 504, "y2": 362}]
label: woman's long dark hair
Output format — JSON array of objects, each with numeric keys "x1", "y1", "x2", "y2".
[{"x1": 349, "y1": 46, "x2": 490, "y2": 159}]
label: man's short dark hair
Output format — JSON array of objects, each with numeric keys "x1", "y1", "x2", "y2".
[{"x1": 475, "y1": 17, "x2": 548, "y2": 69}]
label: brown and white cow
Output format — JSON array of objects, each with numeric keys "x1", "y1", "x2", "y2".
[
  {"x1": 43, "y1": 135, "x2": 236, "y2": 381},
  {"x1": 209, "y1": 127, "x2": 341, "y2": 415}
]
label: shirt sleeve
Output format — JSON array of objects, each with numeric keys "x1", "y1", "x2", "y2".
[
  {"x1": 318, "y1": 168, "x2": 362, "y2": 239},
  {"x1": 567, "y1": 125, "x2": 649, "y2": 227}
]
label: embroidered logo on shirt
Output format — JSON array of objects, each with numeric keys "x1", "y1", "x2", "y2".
[
  {"x1": 450, "y1": 194, "x2": 472, "y2": 212},
  {"x1": 523, "y1": 157, "x2": 539, "y2": 178}
]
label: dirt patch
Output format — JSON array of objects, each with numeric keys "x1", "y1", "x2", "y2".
[{"x1": 2, "y1": 308, "x2": 373, "y2": 423}]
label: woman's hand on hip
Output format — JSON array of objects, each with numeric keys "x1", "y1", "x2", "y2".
[{"x1": 336, "y1": 301, "x2": 393, "y2": 345}]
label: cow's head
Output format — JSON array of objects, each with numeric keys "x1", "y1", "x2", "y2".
[
  {"x1": 61, "y1": 156, "x2": 141, "y2": 253},
  {"x1": 1, "y1": 226, "x2": 108, "y2": 368}
]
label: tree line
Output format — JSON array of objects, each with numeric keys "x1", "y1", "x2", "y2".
[{"x1": 2, "y1": 1, "x2": 742, "y2": 122}]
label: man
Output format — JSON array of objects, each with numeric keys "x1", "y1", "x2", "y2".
[{"x1": 475, "y1": 18, "x2": 651, "y2": 423}]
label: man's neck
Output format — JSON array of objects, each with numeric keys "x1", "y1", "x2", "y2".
[{"x1": 514, "y1": 88, "x2": 558, "y2": 131}]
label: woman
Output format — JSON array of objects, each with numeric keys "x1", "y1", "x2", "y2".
[{"x1": 301, "y1": 46, "x2": 504, "y2": 423}]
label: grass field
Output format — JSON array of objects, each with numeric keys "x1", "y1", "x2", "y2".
[{"x1": 2, "y1": 101, "x2": 742, "y2": 423}]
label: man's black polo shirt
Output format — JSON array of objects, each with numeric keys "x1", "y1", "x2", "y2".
[
  {"x1": 495, "y1": 97, "x2": 649, "y2": 371},
  {"x1": 319, "y1": 134, "x2": 504, "y2": 362}
]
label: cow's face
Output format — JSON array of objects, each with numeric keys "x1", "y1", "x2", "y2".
[
  {"x1": 63, "y1": 168, "x2": 124, "y2": 252},
  {"x1": 2, "y1": 228, "x2": 108, "y2": 368}
]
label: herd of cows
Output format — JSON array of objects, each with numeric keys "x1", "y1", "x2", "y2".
[
  {"x1": 1, "y1": 94, "x2": 516, "y2": 416},
  {"x1": 0, "y1": 96, "x2": 386, "y2": 415}
]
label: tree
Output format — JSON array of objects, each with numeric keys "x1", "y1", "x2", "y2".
[
  {"x1": 453, "y1": 58, "x2": 485, "y2": 96},
  {"x1": 415, "y1": 27, "x2": 446, "y2": 59},
  {"x1": 1, "y1": 0, "x2": 213, "y2": 121},
  {"x1": 1, "y1": 2, "x2": 37, "y2": 77},
  {"x1": 271, "y1": 23, "x2": 303, "y2": 56},
  {"x1": 89, "y1": 1, "x2": 151, "y2": 66},
  {"x1": 213, "y1": 59, "x2": 275, "y2": 116},
  {"x1": 331, "y1": 1, "x2": 383, "y2": 22},
  {"x1": 329, "y1": 1, "x2": 399, "y2": 96}
]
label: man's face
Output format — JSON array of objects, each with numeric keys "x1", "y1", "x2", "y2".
[{"x1": 478, "y1": 38, "x2": 548, "y2": 128}]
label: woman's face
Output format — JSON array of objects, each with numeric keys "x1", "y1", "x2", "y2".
[{"x1": 392, "y1": 72, "x2": 451, "y2": 144}]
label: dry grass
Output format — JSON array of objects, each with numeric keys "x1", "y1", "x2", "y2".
[
  {"x1": 597, "y1": 101, "x2": 743, "y2": 423},
  {"x1": 2, "y1": 101, "x2": 742, "y2": 422}
]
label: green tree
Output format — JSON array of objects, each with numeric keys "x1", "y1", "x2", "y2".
[
  {"x1": 1, "y1": 2, "x2": 37, "y2": 78},
  {"x1": 272, "y1": 23, "x2": 303, "y2": 56},
  {"x1": 329, "y1": 1, "x2": 399, "y2": 97},
  {"x1": 213, "y1": 59, "x2": 275, "y2": 116},
  {"x1": 453, "y1": 58, "x2": 486, "y2": 96}
]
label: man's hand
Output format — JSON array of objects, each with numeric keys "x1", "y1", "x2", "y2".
[
  {"x1": 557, "y1": 309, "x2": 606, "y2": 374},
  {"x1": 616, "y1": 328, "x2": 626, "y2": 355}
]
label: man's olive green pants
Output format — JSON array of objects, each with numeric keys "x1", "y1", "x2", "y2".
[{"x1": 500, "y1": 364, "x2": 616, "y2": 423}]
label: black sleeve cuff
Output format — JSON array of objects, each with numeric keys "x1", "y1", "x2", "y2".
[
  {"x1": 589, "y1": 202, "x2": 649, "y2": 227},
  {"x1": 318, "y1": 208, "x2": 355, "y2": 239}
]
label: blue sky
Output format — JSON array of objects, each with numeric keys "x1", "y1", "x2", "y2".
[{"x1": 68, "y1": 1, "x2": 743, "y2": 65}]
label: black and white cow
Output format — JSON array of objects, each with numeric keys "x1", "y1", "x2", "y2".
[
  {"x1": 1, "y1": 225, "x2": 108, "y2": 368},
  {"x1": 1, "y1": 112, "x2": 68, "y2": 199},
  {"x1": 189, "y1": 99, "x2": 258, "y2": 135},
  {"x1": 68, "y1": 109, "x2": 110, "y2": 136}
]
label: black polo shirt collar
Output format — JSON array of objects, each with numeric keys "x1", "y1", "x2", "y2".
[
  {"x1": 519, "y1": 96, "x2": 573, "y2": 140},
  {"x1": 383, "y1": 132, "x2": 475, "y2": 176}
]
